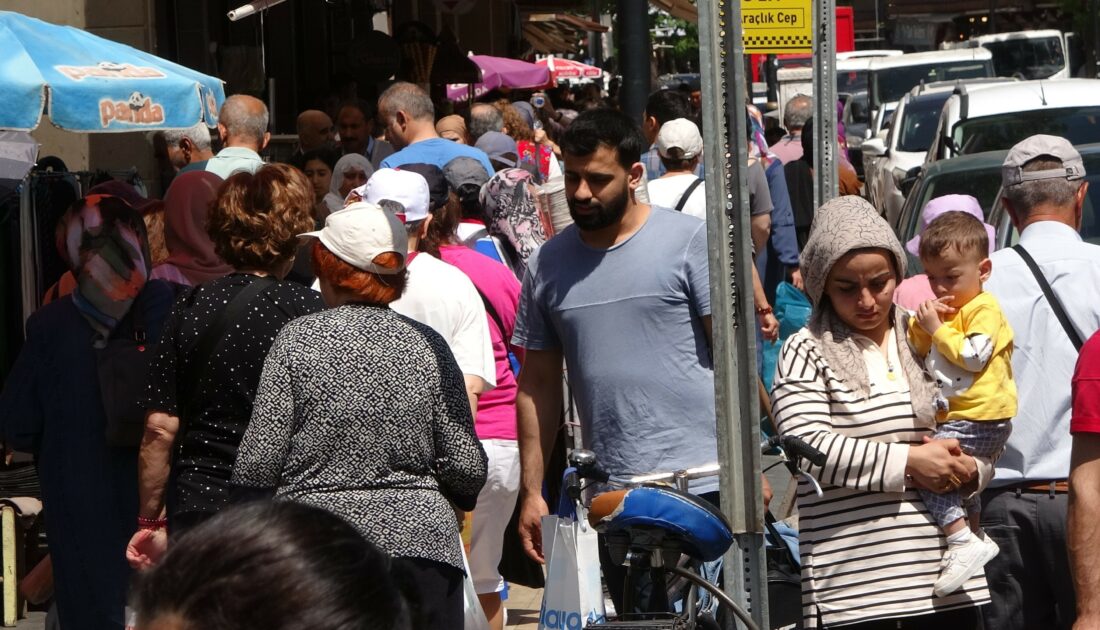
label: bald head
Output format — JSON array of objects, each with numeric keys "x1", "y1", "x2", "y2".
[
  {"x1": 297, "y1": 110, "x2": 334, "y2": 153},
  {"x1": 218, "y1": 94, "x2": 270, "y2": 151},
  {"x1": 783, "y1": 95, "x2": 813, "y2": 133}
]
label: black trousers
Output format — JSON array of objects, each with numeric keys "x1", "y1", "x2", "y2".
[
  {"x1": 824, "y1": 606, "x2": 980, "y2": 629},
  {"x1": 396, "y1": 557, "x2": 464, "y2": 629},
  {"x1": 979, "y1": 486, "x2": 1076, "y2": 630}
]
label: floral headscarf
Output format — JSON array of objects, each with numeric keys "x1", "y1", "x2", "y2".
[
  {"x1": 479, "y1": 168, "x2": 550, "y2": 278},
  {"x1": 60, "y1": 194, "x2": 151, "y2": 344}
]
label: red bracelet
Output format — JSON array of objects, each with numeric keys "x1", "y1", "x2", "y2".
[{"x1": 137, "y1": 516, "x2": 167, "y2": 530}]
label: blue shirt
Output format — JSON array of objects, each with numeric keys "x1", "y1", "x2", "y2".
[
  {"x1": 985, "y1": 221, "x2": 1100, "y2": 484},
  {"x1": 512, "y1": 207, "x2": 718, "y2": 492},
  {"x1": 381, "y1": 137, "x2": 495, "y2": 175}
]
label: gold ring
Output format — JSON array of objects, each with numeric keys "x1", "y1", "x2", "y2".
[{"x1": 948, "y1": 474, "x2": 962, "y2": 488}]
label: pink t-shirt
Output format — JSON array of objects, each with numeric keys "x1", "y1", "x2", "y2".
[{"x1": 439, "y1": 245, "x2": 523, "y2": 440}]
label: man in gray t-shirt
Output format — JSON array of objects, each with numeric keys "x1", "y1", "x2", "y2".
[{"x1": 512, "y1": 110, "x2": 720, "y2": 591}]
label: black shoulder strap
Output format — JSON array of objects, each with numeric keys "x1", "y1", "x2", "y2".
[
  {"x1": 474, "y1": 287, "x2": 509, "y2": 342},
  {"x1": 675, "y1": 178, "x2": 704, "y2": 213},
  {"x1": 1013, "y1": 244, "x2": 1084, "y2": 352}
]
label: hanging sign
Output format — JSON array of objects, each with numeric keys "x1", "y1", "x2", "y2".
[{"x1": 742, "y1": 0, "x2": 813, "y2": 54}]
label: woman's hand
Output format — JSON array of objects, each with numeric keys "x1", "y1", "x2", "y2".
[
  {"x1": 906, "y1": 438, "x2": 974, "y2": 493},
  {"x1": 534, "y1": 128, "x2": 548, "y2": 145},
  {"x1": 759, "y1": 311, "x2": 779, "y2": 342},
  {"x1": 126, "y1": 527, "x2": 168, "y2": 570}
]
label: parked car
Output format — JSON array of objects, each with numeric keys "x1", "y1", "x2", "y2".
[
  {"x1": 863, "y1": 79, "x2": 1015, "y2": 224},
  {"x1": 926, "y1": 78, "x2": 1100, "y2": 161},
  {"x1": 945, "y1": 29, "x2": 1076, "y2": 80},
  {"x1": 987, "y1": 142, "x2": 1100, "y2": 249},
  {"x1": 893, "y1": 149, "x2": 1010, "y2": 272}
]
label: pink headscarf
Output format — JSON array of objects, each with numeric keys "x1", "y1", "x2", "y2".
[{"x1": 154, "y1": 171, "x2": 232, "y2": 286}]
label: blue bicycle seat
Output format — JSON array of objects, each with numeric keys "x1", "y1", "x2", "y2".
[{"x1": 588, "y1": 487, "x2": 734, "y2": 562}]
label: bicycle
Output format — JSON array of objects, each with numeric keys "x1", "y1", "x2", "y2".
[{"x1": 556, "y1": 435, "x2": 826, "y2": 630}]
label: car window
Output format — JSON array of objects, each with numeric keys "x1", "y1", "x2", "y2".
[
  {"x1": 897, "y1": 95, "x2": 951, "y2": 152},
  {"x1": 953, "y1": 106, "x2": 1100, "y2": 155},
  {"x1": 875, "y1": 60, "x2": 993, "y2": 105},
  {"x1": 902, "y1": 164, "x2": 1005, "y2": 272},
  {"x1": 983, "y1": 37, "x2": 1065, "y2": 80},
  {"x1": 838, "y1": 70, "x2": 868, "y2": 94}
]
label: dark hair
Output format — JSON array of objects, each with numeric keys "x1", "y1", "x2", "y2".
[
  {"x1": 132, "y1": 501, "x2": 410, "y2": 630},
  {"x1": 300, "y1": 146, "x2": 340, "y2": 171},
  {"x1": 645, "y1": 90, "x2": 692, "y2": 126},
  {"x1": 337, "y1": 98, "x2": 376, "y2": 121},
  {"x1": 559, "y1": 109, "x2": 647, "y2": 169},
  {"x1": 919, "y1": 211, "x2": 989, "y2": 262},
  {"x1": 420, "y1": 191, "x2": 464, "y2": 256}
]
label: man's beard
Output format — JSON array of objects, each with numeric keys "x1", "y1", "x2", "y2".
[{"x1": 568, "y1": 182, "x2": 629, "y2": 231}]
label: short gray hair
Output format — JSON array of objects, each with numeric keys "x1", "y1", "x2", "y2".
[
  {"x1": 378, "y1": 82, "x2": 434, "y2": 122},
  {"x1": 468, "y1": 104, "x2": 503, "y2": 142},
  {"x1": 1003, "y1": 157, "x2": 1083, "y2": 215},
  {"x1": 784, "y1": 95, "x2": 813, "y2": 131},
  {"x1": 219, "y1": 95, "x2": 269, "y2": 144},
  {"x1": 162, "y1": 122, "x2": 212, "y2": 151}
]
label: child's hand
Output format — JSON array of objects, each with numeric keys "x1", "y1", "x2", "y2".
[{"x1": 916, "y1": 297, "x2": 955, "y2": 335}]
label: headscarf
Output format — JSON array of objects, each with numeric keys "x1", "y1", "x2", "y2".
[
  {"x1": 436, "y1": 115, "x2": 468, "y2": 143},
  {"x1": 479, "y1": 168, "x2": 549, "y2": 278},
  {"x1": 61, "y1": 194, "x2": 151, "y2": 344},
  {"x1": 799, "y1": 196, "x2": 937, "y2": 422},
  {"x1": 327, "y1": 152, "x2": 376, "y2": 207},
  {"x1": 159, "y1": 170, "x2": 232, "y2": 285}
]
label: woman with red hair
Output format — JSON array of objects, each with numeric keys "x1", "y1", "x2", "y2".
[{"x1": 232, "y1": 202, "x2": 487, "y2": 628}]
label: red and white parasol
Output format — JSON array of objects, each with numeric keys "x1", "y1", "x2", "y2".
[{"x1": 537, "y1": 57, "x2": 603, "y2": 81}]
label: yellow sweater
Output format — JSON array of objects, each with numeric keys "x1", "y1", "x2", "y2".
[{"x1": 908, "y1": 291, "x2": 1017, "y2": 422}]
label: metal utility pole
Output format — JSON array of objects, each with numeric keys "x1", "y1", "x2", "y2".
[
  {"x1": 617, "y1": 0, "x2": 650, "y2": 120},
  {"x1": 697, "y1": 0, "x2": 769, "y2": 627},
  {"x1": 813, "y1": 0, "x2": 839, "y2": 209}
]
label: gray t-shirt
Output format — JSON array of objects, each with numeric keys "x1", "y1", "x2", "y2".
[{"x1": 513, "y1": 207, "x2": 718, "y2": 492}]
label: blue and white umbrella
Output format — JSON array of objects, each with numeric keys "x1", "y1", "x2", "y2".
[{"x1": 0, "y1": 11, "x2": 224, "y2": 133}]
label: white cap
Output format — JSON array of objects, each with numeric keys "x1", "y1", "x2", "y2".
[
  {"x1": 656, "y1": 118, "x2": 703, "y2": 160},
  {"x1": 350, "y1": 168, "x2": 430, "y2": 223},
  {"x1": 299, "y1": 202, "x2": 406, "y2": 274}
]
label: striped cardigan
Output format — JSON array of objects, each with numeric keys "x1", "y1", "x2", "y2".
[{"x1": 771, "y1": 329, "x2": 990, "y2": 628}]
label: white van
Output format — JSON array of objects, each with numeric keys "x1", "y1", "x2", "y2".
[
  {"x1": 865, "y1": 48, "x2": 995, "y2": 129},
  {"x1": 946, "y1": 30, "x2": 1072, "y2": 80}
]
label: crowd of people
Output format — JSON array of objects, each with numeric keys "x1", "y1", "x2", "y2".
[{"x1": 1, "y1": 75, "x2": 1099, "y2": 630}]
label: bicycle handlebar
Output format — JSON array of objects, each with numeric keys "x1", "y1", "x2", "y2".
[{"x1": 567, "y1": 433, "x2": 827, "y2": 487}]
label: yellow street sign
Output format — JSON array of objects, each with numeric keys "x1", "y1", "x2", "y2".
[{"x1": 742, "y1": 0, "x2": 813, "y2": 54}]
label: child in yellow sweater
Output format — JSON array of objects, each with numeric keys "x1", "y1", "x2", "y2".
[{"x1": 907, "y1": 210, "x2": 1016, "y2": 598}]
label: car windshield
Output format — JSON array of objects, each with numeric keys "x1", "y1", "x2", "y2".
[
  {"x1": 897, "y1": 94, "x2": 951, "y2": 152},
  {"x1": 874, "y1": 60, "x2": 992, "y2": 105},
  {"x1": 953, "y1": 106, "x2": 1100, "y2": 155},
  {"x1": 983, "y1": 37, "x2": 1065, "y2": 80},
  {"x1": 903, "y1": 165, "x2": 1004, "y2": 272},
  {"x1": 838, "y1": 70, "x2": 867, "y2": 94}
]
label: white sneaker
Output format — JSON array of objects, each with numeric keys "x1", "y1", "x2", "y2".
[{"x1": 933, "y1": 534, "x2": 999, "y2": 597}]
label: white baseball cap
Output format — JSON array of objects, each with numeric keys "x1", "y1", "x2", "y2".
[
  {"x1": 350, "y1": 168, "x2": 430, "y2": 223},
  {"x1": 656, "y1": 118, "x2": 704, "y2": 160},
  {"x1": 299, "y1": 202, "x2": 406, "y2": 275}
]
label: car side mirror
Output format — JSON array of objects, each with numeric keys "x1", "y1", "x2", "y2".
[
  {"x1": 899, "y1": 166, "x2": 922, "y2": 197},
  {"x1": 862, "y1": 137, "x2": 887, "y2": 157}
]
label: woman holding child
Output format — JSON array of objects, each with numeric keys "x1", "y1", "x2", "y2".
[{"x1": 771, "y1": 196, "x2": 994, "y2": 628}]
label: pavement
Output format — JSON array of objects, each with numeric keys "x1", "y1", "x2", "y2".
[{"x1": 12, "y1": 611, "x2": 45, "y2": 629}]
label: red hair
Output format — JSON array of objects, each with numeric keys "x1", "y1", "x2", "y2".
[{"x1": 311, "y1": 242, "x2": 406, "y2": 305}]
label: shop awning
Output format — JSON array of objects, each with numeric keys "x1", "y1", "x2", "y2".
[
  {"x1": 522, "y1": 13, "x2": 608, "y2": 55},
  {"x1": 649, "y1": 0, "x2": 698, "y2": 23}
]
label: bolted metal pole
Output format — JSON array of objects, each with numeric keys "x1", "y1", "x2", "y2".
[
  {"x1": 617, "y1": 0, "x2": 651, "y2": 121},
  {"x1": 813, "y1": 0, "x2": 839, "y2": 209},
  {"x1": 698, "y1": 0, "x2": 769, "y2": 627}
]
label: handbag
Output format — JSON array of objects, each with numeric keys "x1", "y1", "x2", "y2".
[
  {"x1": 461, "y1": 538, "x2": 491, "y2": 630},
  {"x1": 539, "y1": 513, "x2": 606, "y2": 629},
  {"x1": 95, "y1": 281, "x2": 172, "y2": 448}
]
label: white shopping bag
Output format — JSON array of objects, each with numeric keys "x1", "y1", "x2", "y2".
[
  {"x1": 461, "y1": 541, "x2": 491, "y2": 630},
  {"x1": 539, "y1": 514, "x2": 606, "y2": 629}
]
